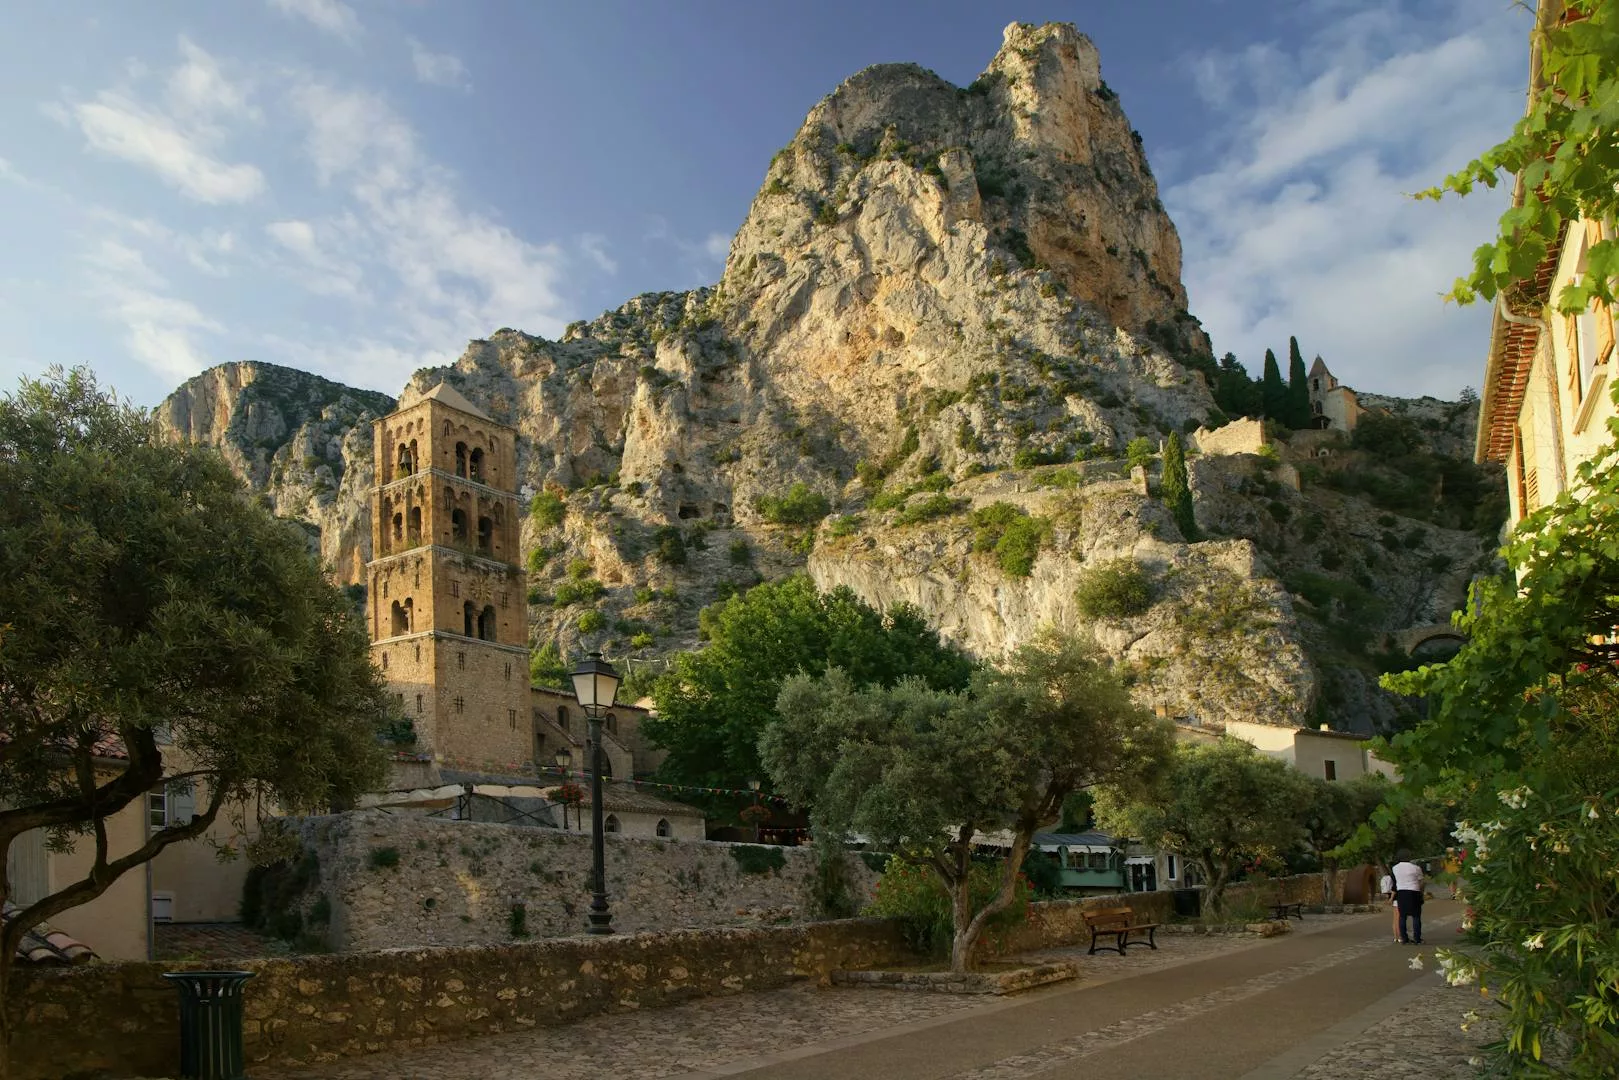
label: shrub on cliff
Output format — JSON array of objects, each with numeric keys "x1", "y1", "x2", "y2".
[
  {"x1": 755, "y1": 483, "x2": 830, "y2": 526},
  {"x1": 1074, "y1": 559, "x2": 1153, "y2": 619}
]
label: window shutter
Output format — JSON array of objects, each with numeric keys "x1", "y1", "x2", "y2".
[{"x1": 1597, "y1": 301, "x2": 1615, "y2": 366}]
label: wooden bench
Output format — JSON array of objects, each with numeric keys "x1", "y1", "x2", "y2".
[
  {"x1": 1268, "y1": 901, "x2": 1305, "y2": 921},
  {"x1": 1083, "y1": 906, "x2": 1159, "y2": 955}
]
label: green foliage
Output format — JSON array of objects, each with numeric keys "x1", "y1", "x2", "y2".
[
  {"x1": 1160, "y1": 432, "x2": 1196, "y2": 539},
  {"x1": 728, "y1": 537, "x2": 752, "y2": 565},
  {"x1": 530, "y1": 641, "x2": 568, "y2": 688},
  {"x1": 530, "y1": 490, "x2": 566, "y2": 528},
  {"x1": 1214, "y1": 353, "x2": 1263, "y2": 419},
  {"x1": 865, "y1": 859, "x2": 1031, "y2": 955},
  {"x1": 1285, "y1": 338, "x2": 1312, "y2": 430},
  {"x1": 1021, "y1": 851, "x2": 1064, "y2": 898},
  {"x1": 756, "y1": 483, "x2": 831, "y2": 526},
  {"x1": 1125, "y1": 436, "x2": 1155, "y2": 472},
  {"x1": 240, "y1": 849, "x2": 320, "y2": 943},
  {"x1": 729, "y1": 844, "x2": 787, "y2": 875},
  {"x1": 1094, "y1": 739, "x2": 1306, "y2": 911},
  {"x1": 969, "y1": 502, "x2": 1052, "y2": 577},
  {"x1": 0, "y1": 368, "x2": 389, "y2": 963},
  {"x1": 1059, "y1": 790, "x2": 1094, "y2": 833},
  {"x1": 1261, "y1": 349, "x2": 1288, "y2": 422},
  {"x1": 1419, "y1": 0, "x2": 1619, "y2": 313},
  {"x1": 576, "y1": 609, "x2": 606, "y2": 634},
  {"x1": 652, "y1": 525, "x2": 687, "y2": 565},
  {"x1": 893, "y1": 493, "x2": 966, "y2": 526},
  {"x1": 508, "y1": 902, "x2": 529, "y2": 939},
  {"x1": 368, "y1": 846, "x2": 400, "y2": 870},
  {"x1": 553, "y1": 578, "x2": 606, "y2": 607},
  {"x1": 809, "y1": 845, "x2": 862, "y2": 917},
  {"x1": 827, "y1": 514, "x2": 862, "y2": 538},
  {"x1": 645, "y1": 576, "x2": 974, "y2": 787},
  {"x1": 1074, "y1": 559, "x2": 1153, "y2": 619},
  {"x1": 768, "y1": 630, "x2": 1173, "y2": 970}
]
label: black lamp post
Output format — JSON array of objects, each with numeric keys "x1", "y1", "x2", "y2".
[
  {"x1": 569, "y1": 650, "x2": 620, "y2": 935},
  {"x1": 553, "y1": 746, "x2": 573, "y2": 830}
]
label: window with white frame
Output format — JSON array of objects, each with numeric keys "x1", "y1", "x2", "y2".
[{"x1": 1167, "y1": 854, "x2": 1179, "y2": 881}]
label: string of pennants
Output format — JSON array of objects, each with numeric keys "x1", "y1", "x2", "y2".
[{"x1": 618, "y1": 776, "x2": 794, "y2": 807}]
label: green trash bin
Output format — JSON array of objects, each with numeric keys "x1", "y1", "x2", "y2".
[{"x1": 163, "y1": 971, "x2": 255, "y2": 1080}]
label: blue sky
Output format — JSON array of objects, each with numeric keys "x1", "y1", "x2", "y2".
[{"x1": 0, "y1": 0, "x2": 1531, "y2": 406}]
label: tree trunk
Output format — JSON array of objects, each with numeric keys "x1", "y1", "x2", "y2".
[
  {"x1": 948, "y1": 880, "x2": 976, "y2": 973},
  {"x1": 1202, "y1": 856, "x2": 1231, "y2": 914},
  {"x1": 1321, "y1": 860, "x2": 1338, "y2": 905},
  {"x1": 945, "y1": 829, "x2": 1038, "y2": 973}
]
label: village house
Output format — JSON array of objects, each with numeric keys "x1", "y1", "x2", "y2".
[{"x1": 1477, "y1": 1, "x2": 1617, "y2": 528}]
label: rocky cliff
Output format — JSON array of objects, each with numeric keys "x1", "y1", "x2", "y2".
[{"x1": 154, "y1": 22, "x2": 1500, "y2": 735}]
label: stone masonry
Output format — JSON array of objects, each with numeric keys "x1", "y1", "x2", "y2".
[{"x1": 296, "y1": 810, "x2": 880, "y2": 951}]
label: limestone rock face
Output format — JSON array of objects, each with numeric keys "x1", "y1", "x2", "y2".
[
  {"x1": 151, "y1": 22, "x2": 1495, "y2": 735},
  {"x1": 154, "y1": 362, "x2": 394, "y2": 583}
]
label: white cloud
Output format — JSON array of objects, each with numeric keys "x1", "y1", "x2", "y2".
[
  {"x1": 1165, "y1": 0, "x2": 1530, "y2": 399},
  {"x1": 704, "y1": 232, "x2": 731, "y2": 263},
  {"x1": 81, "y1": 239, "x2": 222, "y2": 379},
  {"x1": 65, "y1": 38, "x2": 263, "y2": 204},
  {"x1": 286, "y1": 81, "x2": 569, "y2": 349},
  {"x1": 579, "y1": 233, "x2": 617, "y2": 274},
  {"x1": 268, "y1": 0, "x2": 361, "y2": 42},
  {"x1": 409, "y1": 39, "x2": 470, "y2": 90}
]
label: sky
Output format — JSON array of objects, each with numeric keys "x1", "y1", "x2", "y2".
[{"x1": 0, "y1": 0, "x2": 1533, "y2": 407}]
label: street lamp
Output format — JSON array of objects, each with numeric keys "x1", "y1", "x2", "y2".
[
  {"x1": 748, "y1": 778, "x2": 762, "y2": 843},
  {"x1": 569, "y1": 650, "x2": 620, "y2": 935},
  {"x1": 553, "y1": 746, "x2": 573, "y2": 830}
]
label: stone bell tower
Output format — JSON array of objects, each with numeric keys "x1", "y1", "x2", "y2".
[{"x1": 366, "y1": 383, "x2": 530, "y2": 770}]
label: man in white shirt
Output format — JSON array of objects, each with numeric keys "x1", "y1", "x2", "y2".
[{"x1": 1392, "y1": 855, "x2": 1425, "y2": 944}]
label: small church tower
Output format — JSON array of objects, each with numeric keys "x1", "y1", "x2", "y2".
[{"x1": 366, "y1": 384, "x2": 531, "y2": 771}]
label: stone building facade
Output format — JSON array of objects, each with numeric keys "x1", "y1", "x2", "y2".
[
  {"x1": 366, "y1": 384, "x2": 531, "y2": 771},
  {"x1": 1307, "y1": 358, "x2": 1364, "y2": 434}
]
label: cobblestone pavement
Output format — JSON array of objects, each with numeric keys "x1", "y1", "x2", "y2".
[
  {"x1": 262, "y1": 928, "x2": 1276, "y2": 1080},
  {"x1": 154, "y1": 922, "x2": 283, "y2": 961},
  {"x1": 1292, "y1": 979, "x2": 1497, "y2": 1079}
]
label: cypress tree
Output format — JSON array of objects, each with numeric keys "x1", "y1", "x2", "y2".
[
  {"x1": 1161, "y1": 432, "x2": 1196, "y2": 540},
  {"x1": 1286, "y1": 336, "x2": 1311, "y2": 429},
  {"x1": 1261, "y1": 348, "x2": 1287, "y2": 421}
]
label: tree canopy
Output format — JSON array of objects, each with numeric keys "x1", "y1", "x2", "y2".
[
  {"x1": 764, "y1": 629, "x2": 1172, "y2": 970},
  {"x1": 1094, "y1": 738, "x2": 1304, "y2": 911},
  {"x1": 1261, "y1": 349, "x2": 1288, "y2": 423},
  {"x1": 644, "y1": 576, "x2": 973, "y2": 788},
  {"x1": 0, "y1": 368, "x2": 391, "y2": 1038},
  {"x1": 1161, "y1": 432, "x2": 1196, "y2": 540},
  {"x1": 1286, "y1": 337, "x2": 1311, "y2": 430}
]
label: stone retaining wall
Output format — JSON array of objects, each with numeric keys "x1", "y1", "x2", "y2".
[
  {"x1": 293, "y1": 810, "x2": 880, "y2": 950},
  {"x1": 9, "y1": 919, "x2": 912, "y2": 1080},
  {"x1": 9, "y1": 870, "x2": 1347, "y2": 1079}
]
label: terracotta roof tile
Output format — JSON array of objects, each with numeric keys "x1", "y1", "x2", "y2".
[{"x1": 3, "y1": 903, "x2": 96, "y2": 965}]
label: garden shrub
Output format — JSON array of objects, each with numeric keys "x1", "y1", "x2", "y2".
[
  {"x1": 729, "y1": 844, "x2": 788, "y2": 875},
  {"x1": 864, "y1": 859, "x2": 1030, "y2": 957},
  {"x1": 1075, "y1": 559, "x2": 1152, "y2": 619}
]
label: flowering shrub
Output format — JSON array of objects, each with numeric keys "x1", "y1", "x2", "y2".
[{"x1": 864, "y1": 859, "x2": 1031, "y2": 958}]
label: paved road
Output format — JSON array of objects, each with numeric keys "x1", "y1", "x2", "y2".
[{"x1": 266, "y1": 902, "x2": 1480, "y2": 1080}]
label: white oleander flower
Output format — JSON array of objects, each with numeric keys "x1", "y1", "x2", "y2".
[{"x1": 1524, "y1": 932, "x2": 1546, "y2": 951}]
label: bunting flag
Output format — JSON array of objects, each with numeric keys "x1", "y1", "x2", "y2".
[{"x1": 436, "y1": 755, "x2": 797, "y2": 807}]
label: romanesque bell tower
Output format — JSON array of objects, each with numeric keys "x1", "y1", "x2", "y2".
[{"x1": 366, "y1": 384, "x2": 530, "y2": 771}]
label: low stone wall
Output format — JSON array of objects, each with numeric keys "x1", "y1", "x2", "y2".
[
  {"x1": 293, "y1": 810, "x2": 879, "y2": 950},
  {"x1": 9, "y1": 919, "x2": 913, "y2": 1080}
]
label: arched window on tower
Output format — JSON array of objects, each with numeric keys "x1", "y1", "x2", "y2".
[
  {"x1": 469, "y1": 447, "x2": 485, "y2": 483},
  {"x1": 604, "y1": 814, "x2": 621, "y2": 833},
  {"x1": 656, "y1": 819, "x2": 671, "y2": 837},
  {"x1": 451, "y1": 508, "x2": 469, "y2": 542},
  {"x1": 390, "y1": 600, "x2": 408, "y2": 636},
  {"x1": 477, "y1": 515, "x2": 493, "y2": 554},
  {"x1": 455, "y1": 442, "x2": 468, "y2": 478},
  {"x1": 407, "y1": 506, "x2": 422, "y2": 545},
  {"x1": 463, "y1": 601, "x2": 476, "y2": 637},
  {"x1": 478, "y1": 605, "x2": 497, "y2": 641},
  {"x1": 391, "y1": 513, "x2": 403, "y2": 544},
  {"x1": 403, "y1": 597, "x2": 413, "y2": 632},
  {"x1": 397, "y1": 443, "x2": 414, "y2": 477}
]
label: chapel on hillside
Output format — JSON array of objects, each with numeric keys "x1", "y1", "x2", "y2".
[{"x1": 1306, "y1": 358, "x2": 1364, "y2": 434}]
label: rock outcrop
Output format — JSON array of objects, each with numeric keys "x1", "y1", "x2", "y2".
[{"x1": 154, "y1": 22, "x2": 1499, "y2": 735}]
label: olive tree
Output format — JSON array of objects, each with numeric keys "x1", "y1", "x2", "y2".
[
  {"x1": 763, "y1": 629, "x2": 1172, "y2": 972},
  {"x1": 0, "y1": 369, "x2": 391, "y2": 1068}
]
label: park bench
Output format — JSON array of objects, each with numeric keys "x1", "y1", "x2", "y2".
[
  {"x1": 1083, "y1": 906, "x2": 1159, "y2": 955},
  {"x1": 1268, "y1": 901, "x2": 1305, "y2": 921}
]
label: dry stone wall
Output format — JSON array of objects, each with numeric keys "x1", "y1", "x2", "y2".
[{"x1": 297, "y1": 810, "x2": 880, "y2": 950}]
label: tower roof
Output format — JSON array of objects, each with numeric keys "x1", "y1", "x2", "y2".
[
  {"x1": 1308, "y1": 357, "x2": 1331, "y2": 379},
  {"x1": 417, "y1": 382, "x2": 492, "y2": 422}
]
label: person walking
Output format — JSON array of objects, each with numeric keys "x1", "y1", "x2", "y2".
[
  {"x1": 1392, "y1": 853, "x2": 1426, "y2": 944},
  {"x1": 1379, "y1": 865, "x2": 1399, "y2": 943}
]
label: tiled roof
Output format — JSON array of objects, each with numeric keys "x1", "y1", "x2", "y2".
[
  {"x1": 1477, "y1": 229, "x2": 1566, "y2": 464},
  {"x1": 418, "y1": 382, "x2": 492, "y2": 421},
  {"x1": 3, "y1": 903, "x2": 96, "y2": 965},
  {"x1": 580, "y1": 781, "x2": 705, "y2": 818}
]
